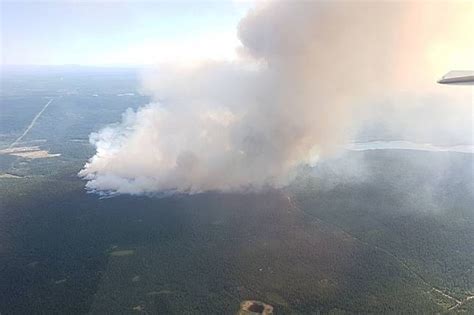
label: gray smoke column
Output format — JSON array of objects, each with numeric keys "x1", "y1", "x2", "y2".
[{"x1": 79, "y1": 1, "x2": 473, "y2": 195}]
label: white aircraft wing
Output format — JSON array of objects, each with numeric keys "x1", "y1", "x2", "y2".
[{"x1": 438, "y1": 70, "x2": 474, "y2": 85}]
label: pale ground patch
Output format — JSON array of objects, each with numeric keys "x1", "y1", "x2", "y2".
[
  {"x1": 132, "y1": 305, "x2": 145, "y2": 312},
  {"x1": 69, "y1": 139, "x2": 89, "y2": 143},
  {"x1": 238, "y1": 300, "x2": 273, "y2": 315},
  {"x1": 54, "y1": 278, "x2": 67, "y2": 284},
  {"x1": 0, "y1": 173, "x2": 23, "y2": 178},
  {"x1": 0, "y1": 146, "x2": 60, "y2": 159}
]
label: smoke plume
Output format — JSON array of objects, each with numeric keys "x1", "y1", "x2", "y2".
[{"x1": 79, "y1": 1, "x2": 473, "y2": 195}]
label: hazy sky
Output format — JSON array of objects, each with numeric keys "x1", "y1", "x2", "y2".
[{"x1": 1, "y1": 0, "x2": 252, "y2": 65}]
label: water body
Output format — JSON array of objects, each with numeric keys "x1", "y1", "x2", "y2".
[{"x1": 346, "y1": 140, "x2": 474, "y2": 154}]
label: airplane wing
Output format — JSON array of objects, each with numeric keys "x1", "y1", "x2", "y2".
[{"x1": 438, "y1": 70, "x2": 474, "y2": 85}]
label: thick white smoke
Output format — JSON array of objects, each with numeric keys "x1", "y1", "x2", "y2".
[{"x1": 79, "y1": 1, "x2": 473, "y2": 195}]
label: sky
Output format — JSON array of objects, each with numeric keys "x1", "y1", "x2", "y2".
[{"x1": 1, "y1": 0, "x2": 252, "y2": 65}]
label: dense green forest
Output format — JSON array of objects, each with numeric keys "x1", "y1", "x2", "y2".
[{"x1": 1, "y1": 149, "x2": 472, "y2": 314}]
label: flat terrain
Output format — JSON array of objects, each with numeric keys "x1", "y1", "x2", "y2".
[{"x1": 0, "y1": 68, "x2": 472, "y2": 314}]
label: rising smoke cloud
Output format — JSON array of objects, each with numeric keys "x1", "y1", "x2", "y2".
[{"x1": 79, "y1": 1, "x2": 473, "y2": 195}]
